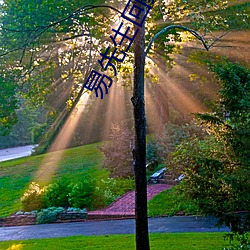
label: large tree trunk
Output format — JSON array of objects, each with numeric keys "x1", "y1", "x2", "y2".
[{"x1": 132, "y1": 3, "x2": 150, "y2": 250}]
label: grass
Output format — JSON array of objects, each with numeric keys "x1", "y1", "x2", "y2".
[
  {"x1": 0, "y1": 143, "x2": 104, "y2": 217},
  {"x1": 0, "y1": 233, "x2": 231, "y2": 250},
  {"x1": 0, "y1": 140, "x2": 195, "y2": 218},
  {"x1": 148, "y1": 186, "x2": 199, "y2": 217}
]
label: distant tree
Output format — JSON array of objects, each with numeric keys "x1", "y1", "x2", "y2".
[
  {"x1": 99, "y1": 124, "x2": 133, "y2": 178},
  {"x1": 0, "y1": 75, "x2": 18, "y2": 136}
]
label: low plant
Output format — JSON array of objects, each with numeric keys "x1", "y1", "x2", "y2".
[
  {"x1": 67, "y1": 207, "x2": 87, "y2": 213},
  {"x1": 93, "y1": 177, "x2": 134, "y2": 209},
  {"x1": 92, "y1": 178, "x2": 117, "y2": 208},
  {"x1": 20, "y1": 182, "x2": 45, "y2": 211},
  {"x1": 36, "y1": 206, "x2": 64, "y2": 224}
]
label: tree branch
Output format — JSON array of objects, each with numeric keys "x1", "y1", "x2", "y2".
[
  {"x1": 145, "y1": 25, "x2": 212, "y2": 56},
  {"x1": 0, "y1": 4, "x2": 122, "y2": 57},
  {"x1": 1, "y1": 5, "x2": 122, "y2": 33}
]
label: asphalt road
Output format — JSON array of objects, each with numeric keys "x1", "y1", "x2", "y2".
[
  {"x1": 0, "y1": 145, "x2": 36, "y2": 162},
  {"x1": 0, "y1": 216, "x2": 230, "y2": 241}
]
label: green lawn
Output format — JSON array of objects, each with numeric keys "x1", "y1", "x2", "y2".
[
  {"x1": 0, "y1": 233, "x2": 230, "y2": 250},
  {"x1": 0, "y1": 143, "x2": 103, "y2": 217},
  {"x1": 148, "y1": 186, "x2": 199, "y2": 217}
]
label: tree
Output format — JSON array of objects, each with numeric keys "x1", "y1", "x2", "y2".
[
  {"x1": 168, "y1": 61, "x2": 250, "y2": 233},
  {"x1": 0, "y1": 1, "x2": 248, "y2": 249},
  {"x1": 99, "y1": 124, "x2": 133, "y2": 178},
  {"x1": 0, "y1": 74, "x2": 18, "y2": 136}
]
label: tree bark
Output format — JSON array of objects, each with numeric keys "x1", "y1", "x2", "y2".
[{"x1": 132, "y1": 2, "x2": 150, "y2": 250}]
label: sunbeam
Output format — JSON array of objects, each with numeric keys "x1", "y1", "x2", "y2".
[{"x1": 35, "y1": 92, "x2": 90, "y2": 184}]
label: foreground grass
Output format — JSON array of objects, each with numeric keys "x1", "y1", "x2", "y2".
[
  {"x1": 0, "y1": 143, "x2": 103, "y2": 217},
  {"x1": 0, "y1": 233, "x2": 230, "y2": 250}
]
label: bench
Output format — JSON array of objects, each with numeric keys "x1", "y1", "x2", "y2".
[
  {"x1": 175, "y1": 174, "x2": 185, "y2": 182},
  {"x1": 149, "y1": 168, "x2": 165, "y2": 184}
]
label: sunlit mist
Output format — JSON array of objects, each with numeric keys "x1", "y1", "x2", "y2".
[
  {"x1": 33, "y1": 31, "x2": 230, "y2": 183},
  {"x1": 35, "y1": 92, "x2": 90, "y2": 184}
]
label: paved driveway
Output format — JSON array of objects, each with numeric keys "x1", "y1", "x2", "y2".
[
  {"x1": 0, "y1": 145, "x2": 36, "y2": 162},
  {"x1": 0, "y1": 216, "x2": 229, "y2": 241}
]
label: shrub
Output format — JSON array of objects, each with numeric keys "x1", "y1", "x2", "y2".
[
  {"x1": 92, "y1": 177, "x2": 134, "y2": 209},
  {"x1": 93, "y1": 178, "x2": 117, "y2": 209},
  {"x1": 67, "y1": 207, "x2": 87, "y2": 213},
  {"x1": 21, "y1": 182, "x2": 45, "y2": 211},
  {"x1": 43, "y1": 177, "x2": 71, "y2": 208},
  {"x1": 68, "y1": 180, "x2": 94, "y2": 209},
  {"x1": 36, "y1": 206, "x2": 64, "y2": 224},
  {"x1": 223, "y1": 233, "x2": 250, "y2": 250}
]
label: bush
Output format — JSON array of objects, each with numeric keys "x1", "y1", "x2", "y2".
[
  {"x1": 21, "y1": 182, "x2": 45, "y2": 211},
  {"x1": 68, "y1": 180, "x2": 94, "y2": 209},
  {"x1": 223, "y1": 233, "x2": 250, "y2": 250},
  {"x1": 93, "y1": 178, "x2": 117, "y2": 208},
  {"x1": 43, "y1": 177, "x2": 71, "y2": 208},
  {"x1": 93, "y1": 177, "x2": 134, "y2": 209},
  {"x1": 36, "y1": 206, "x2": 64, "y2": 224}
]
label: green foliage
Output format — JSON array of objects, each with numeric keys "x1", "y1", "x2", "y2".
[
  {"x1": 146, "y1": 140, "x2": 160, "y2": 171},
  {"x1": 20, "y1": 172, "x2": 133, "y2": 212},
  {"x1": 209, "y1": 2, "x2": 250, "y2": 30},
  {"x1": 32, "y1": 123, "x2": 48, "y2": 144},
  {"x1": 0, "y1": 75, "x2": 18, "y2": 136},
  {"x1": 0, "y1": 142, "x2": 102, "y2": 217},
  {"x1": 68, "y1": 180, "x2": 94, "y2": 209},
  {"x1": 147, "y1": 122, "x2": 206, "y2": 166},
  {"x1": 168, "y1": 61, "x2": 250, "y2": 233},
  {"x1": 36, "y1": 206, "x2": 64, "y2": 224},
  {"x1": 93, "y1": 177, "x2": 134, "y2": 208},
  {"x1": 168, "y1": 136, "x2": 240, "y2": 212},
  {"x1": 0, "y1": 104, "x2": 44, "y2": 148},
  {"x1": 92, "y1": 178, "x2": 117, "y2": 208},
  {"x1": 99, "y1": 124, "x2": 133, "y2": 178},
  {"x1": 20, "y1": 182, "x2": 45, "y2": 212},
  {"x1": 43, "y1": 178, "x2": 71, "y2": 208},
  {"x1": 223, "y1": 233, "x2": 250, "y2": 250}
]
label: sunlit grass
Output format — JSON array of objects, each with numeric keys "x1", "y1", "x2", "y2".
[
  {"x1": 0, "y1": 142, "x2": 103, "y2": 217},
  {"x1": 0, "y1": 233, "x2": 230, "y2": 250},
  {"x1": 36, "y1": 93, "x2": 90, "y2": 184}
]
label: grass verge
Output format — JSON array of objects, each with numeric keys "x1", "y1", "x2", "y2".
[{"x1": 0, "y1": 233, "x2": 230, "y2": 250}]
